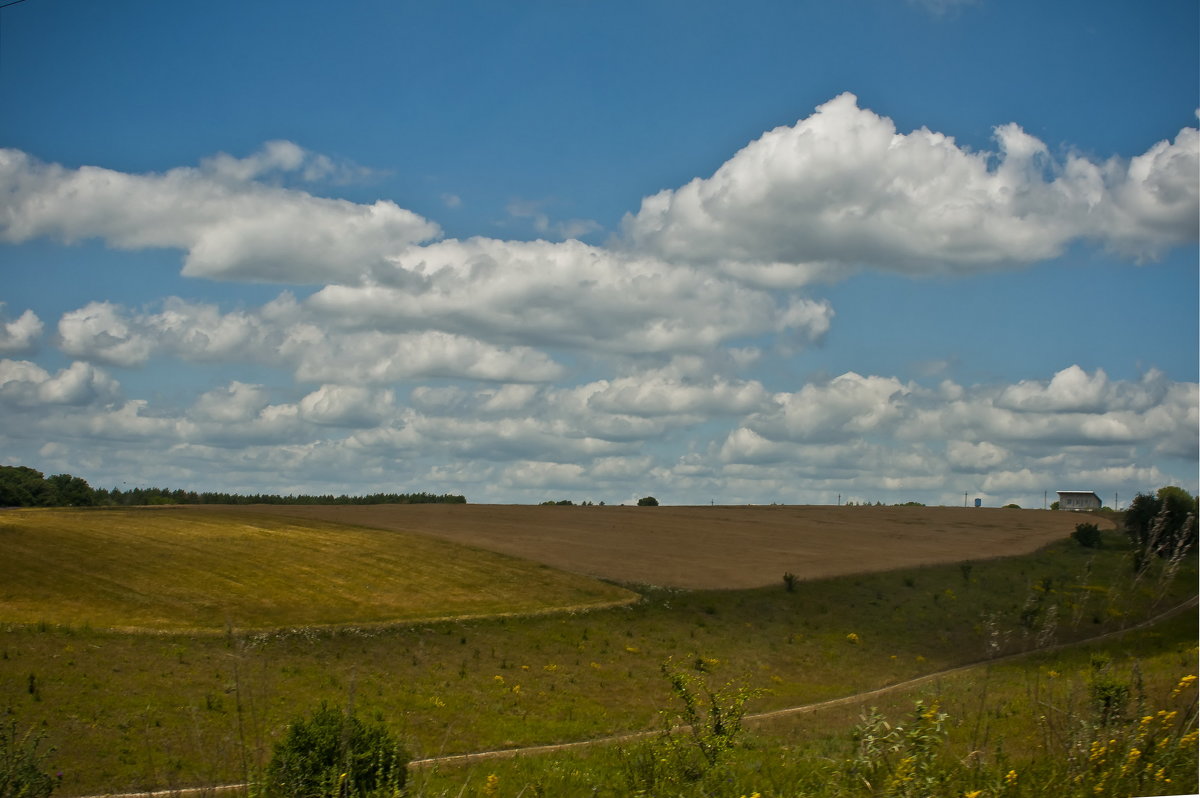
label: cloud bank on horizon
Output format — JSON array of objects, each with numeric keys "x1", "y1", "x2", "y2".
[{"x1": 1, "y1": 0, "x2": 1196, "y2": 508}]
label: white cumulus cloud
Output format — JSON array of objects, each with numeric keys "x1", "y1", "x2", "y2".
[
  {"x1": 298, "y1": 384, "x2": 396, "y2": 428},
  {"x1": 0, "y1": 143, "x2": 440, "y2": 284},
  {"x1": 50, "y1": 297, "x2": 567, "y2": 384},
  {"x1": 58, "y1": 302, "x2": 155, "y2": 367},
  {"x1": 0, "y1": 306, "x2": 43, "y2": 355},
  {"x1": 0, "y1": 359, "x2": 120, "y2": 406},
  {"x1": 621, "y1": 93, "x2": 1199, "y2": 278},
  {"x1": 308, "y1": 237, "x2": 833, "y2": 354}
]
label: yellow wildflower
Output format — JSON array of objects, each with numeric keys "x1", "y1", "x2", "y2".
[
  {"x1": 964, "y1": 791, "x2": 984, "y2": 798},
  {"x1": 1173, "y1": 674, "x2": 1197, "y2": 695},
  {"x1": 484, "y1": 773, "x2": 500, "y2": 797},
  {"x1": 846, "y1": 632, "x2": 860, "y2": 644},
  {"x1": 889, "y1": 755, "x2": 916, "y2": 787},
  {"x1": 1004, "y1": 769, "x2": 1018, "y2": 786}
]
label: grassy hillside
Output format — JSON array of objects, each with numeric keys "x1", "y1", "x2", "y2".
[
  {"x1": 0, "y1": 517, "x2": 1193, "y2": 794},
  {"x1": 0, "y1": 507, "x2": 634, "y2": 631},
  {"x1": 409, "y1": 607, "x2": 1198, "y2": 797}
]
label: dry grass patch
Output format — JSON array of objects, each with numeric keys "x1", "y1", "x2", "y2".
[{"x1": 0, "y1": 507, "x2": 634, "y2": 631}]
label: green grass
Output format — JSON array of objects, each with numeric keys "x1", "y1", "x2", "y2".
[
  {"x1": 0, "y1": 508, "x2": 635, "y2": 631},
  {"x1": 0, "y1": 523, "x2": 1194, "y2": 794},
  {"x1": 405, "y1": 609, "x2": 1198, "y2": 797}
]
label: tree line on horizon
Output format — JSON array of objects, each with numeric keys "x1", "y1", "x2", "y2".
[{"x1": 0, "y1": 465, "x2": 467, "y2": 508}]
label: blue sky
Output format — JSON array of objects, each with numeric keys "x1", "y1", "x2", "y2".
[{"x1": 0, "y1": 0, "x2": 1196, "y2": 506}]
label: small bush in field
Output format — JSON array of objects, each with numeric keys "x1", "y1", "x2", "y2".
[
  {"x1": 848, "y1": 700, "x2": 950, "y2": 798},
  {"x1": 1072, "y1": 522, "x2": 1103, "y2": 549},
  {"x1": 0, "y1": 718, "x2": 57, "y2": 798},
  {"x1": 263, "y1": 703, "x2": 407, "y2": 797},
  {"x1": 618, "y1": 661, "x2": 761, "y2": 792}
]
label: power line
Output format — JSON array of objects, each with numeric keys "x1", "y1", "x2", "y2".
[{"x1": 0, "y1": 0, "x2": 34, "y2": 120}]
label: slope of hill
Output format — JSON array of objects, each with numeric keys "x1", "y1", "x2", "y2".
[
  {"x1": 235, "y1": 504, "x2": 1104, "y2": 588},
  {"x1": 0, "y1": 507, "x2": 634, "y2": 631}
]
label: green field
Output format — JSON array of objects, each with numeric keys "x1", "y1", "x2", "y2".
[
  {"x1": 0, "y1": 510, "x2": 1194, "y2": 796},
  {"x1": 0, "y1": 507, "x2": 635, "y2": 631},
  {"x1": 408, "y1": 608, "x2": 1198, "y2": 797}
]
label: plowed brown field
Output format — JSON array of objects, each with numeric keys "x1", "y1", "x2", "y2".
[{"x1": 207, "y1": 504, "x2": 1107, "y2": 589}]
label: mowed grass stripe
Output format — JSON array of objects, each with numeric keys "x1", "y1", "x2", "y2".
[{"x1": 0, "y1": 508, "x2": 635, "y2": 631}]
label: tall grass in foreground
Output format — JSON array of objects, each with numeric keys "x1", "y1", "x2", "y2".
[{"x1": 408, "y1": 610, "x2": 1198, "y2": 797}]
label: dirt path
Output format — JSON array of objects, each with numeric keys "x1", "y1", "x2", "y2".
[
  {"x1": 408, "y1": 593, "x2": 1199, "y2": 766},
  {"x1": 75, "y1": 594, "x2": 1196, "y2": 798}
]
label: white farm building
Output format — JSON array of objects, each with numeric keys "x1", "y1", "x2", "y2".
[{"x1": 1057, "y1": 490, "x2": 1102, "y2": 510}]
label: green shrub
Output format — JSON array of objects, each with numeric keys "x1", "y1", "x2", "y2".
[
  {"x1": 262, "y1": 704, "x2": 407, "y2": 797},
  {"x1": 0, "y1": 718, "x2": 57, "y2": 798},
  {"x1": 617, "y1": 661, "x2": 761, "y2": 792},
  {"x1": 1072, "y1": 522, "x2": 1103, "y2": 549},
  {"x1": 848, "y1": 700, "x2": 950, "y2": 798}
]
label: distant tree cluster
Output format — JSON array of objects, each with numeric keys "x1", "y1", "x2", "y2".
[
  {"x1": 0, "y1": 465, "x2": 466, "y2": 508},
  {"x1": 0, "y1": 466, "x2": 95, "y2": 507}
]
